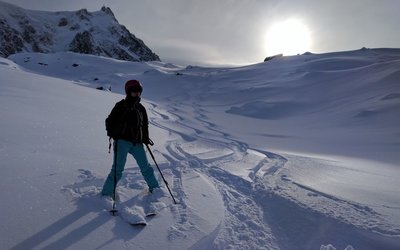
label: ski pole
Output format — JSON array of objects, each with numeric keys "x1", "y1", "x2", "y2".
[
  {"x1": 145, "y1": 143, "x2": 177, "y2": 204},
  {"x1": 110, "y1": 139, "x2": 118, "y2": 215}
]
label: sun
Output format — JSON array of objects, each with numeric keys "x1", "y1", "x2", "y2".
[{"x1": 264, "y1": 19, "x2": 312, "y2": 56}]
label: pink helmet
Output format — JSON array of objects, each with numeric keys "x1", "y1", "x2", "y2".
[{"x1": 125, "y1": 79, "x2": 143, "y2": 95}]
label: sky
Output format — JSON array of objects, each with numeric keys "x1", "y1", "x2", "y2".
[{"x1": 2, "y1": 0, "x2": 400, "y2": 66}]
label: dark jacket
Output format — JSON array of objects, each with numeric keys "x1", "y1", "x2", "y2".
[{"x1": 105, "y1": 96, "x2": 149, "y2": 144}]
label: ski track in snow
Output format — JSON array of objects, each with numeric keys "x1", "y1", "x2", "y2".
[
  {"x1": 143, "y1": 96, "x2": 400, "y2": 249},
  {"x1": 3, "y1": 51, "x2": 400, "y2": 249},
  {"x1": 163, "y1": 142, "x2": 278, "y2": 249}
]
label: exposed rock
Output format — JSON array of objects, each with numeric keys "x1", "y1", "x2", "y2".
[
  {"x1": 69, "y1": 31, "x2": 94, "y2": 54},
  {"x1": 76, "y1": 9, "x2": 91, "y2": 21},
  {"x1": 21, "y1": 24, "x2": 36, "y2": 43},
  {"x1": 0, "y1": 19, "x2": 24, "y2": 57},
  {"x1": 58, "y1": 17, "x2": 68, "y2": 27},
  {"x1": 69, "y1": 23, "x2": 80, "y2": 31},
  {"x1": 101, "y1": 6, "x2": 117, "y2": 21},
  {"x1": 264, "y1": 54, "x2": 283, "y2": 62},
  {"x1": 0, "y1": 2, "x2": 160, "y2": 62}
]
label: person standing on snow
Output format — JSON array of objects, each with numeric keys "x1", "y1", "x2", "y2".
[{"x1": 102, "y1": 80, "x2": 160, "y2": 197}]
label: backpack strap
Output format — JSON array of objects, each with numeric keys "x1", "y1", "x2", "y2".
[{"x1": 108, "y1": 137, "x2": 112, "y2": 153}]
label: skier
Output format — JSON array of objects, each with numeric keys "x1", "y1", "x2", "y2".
[{"x1": 102, "y1": 79, "x2": 160, "y2": 198}]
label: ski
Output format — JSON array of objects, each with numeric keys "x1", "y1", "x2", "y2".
[
  {"x1": 130, "y1": 221, "x2": 147, "y2": 226},
  {"x1": 120, "y1": 205, "x2": 148, "y2": 226},
  {"x1": 146, "y1": 212, "x2": 157, "y2": 217},
  {"x1": 129, "y1": 212, "x2": 156, "y2": 226}
]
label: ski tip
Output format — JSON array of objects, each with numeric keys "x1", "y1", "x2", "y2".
[
  {"x1": 130, "y1": 222, "x2": 147, "y2": 226},
  {"x1": 146, "y1": 212, "x2": 157, "y2": 217}
]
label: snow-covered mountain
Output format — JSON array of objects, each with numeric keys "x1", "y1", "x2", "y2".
[
  {"x1": 0, "y1": 1, "x2": 160, "y2": 61},
  {"x1": 1, "y1": 48, "x2": 400, "y2": 249}
]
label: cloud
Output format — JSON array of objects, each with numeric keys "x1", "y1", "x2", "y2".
[
  {"x1": 152, "y1": 38, "x2": 228, "y2": 66},
  {"x1": 2, "y1": 0, "x2": 400, "y2": 66}
]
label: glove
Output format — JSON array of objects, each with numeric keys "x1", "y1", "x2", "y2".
[{"x1": 143, "y1": 137, "x2": 154, "y2": 146}]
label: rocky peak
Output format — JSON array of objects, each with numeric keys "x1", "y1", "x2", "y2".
[
  {"x1": 101, "y1": 6, "x2": 115, "y2": 17},
  {"x1": 75, "y1": 9, "x2": 91, "y2": 21},
  {"x1": 0, "y1": 1, "x2": 160, "y2": 62}
]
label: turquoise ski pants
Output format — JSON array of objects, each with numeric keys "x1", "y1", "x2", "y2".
[{"x1": 102, "y1": 139, "x2": 159, "y2": 196}]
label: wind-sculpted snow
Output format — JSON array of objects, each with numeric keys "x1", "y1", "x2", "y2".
[
  {"x1": 227, "y1": 100, "x2": 310, "y2": 119},
  {"x1": 1, "y1": 49, "x2": 400, "y2": 249}
]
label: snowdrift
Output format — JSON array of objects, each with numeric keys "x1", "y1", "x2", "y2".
[{"x1": 1, "y1": 48, "x2": 400, "y2": 249}]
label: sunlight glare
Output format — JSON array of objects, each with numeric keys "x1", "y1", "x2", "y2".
[{"x1": 265, "y1": 19, "x2": 312, "y2": 56}]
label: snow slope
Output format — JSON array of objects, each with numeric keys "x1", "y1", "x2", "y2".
[
  {"x1": 0, "y1": 57, "x2": 224, "y2": 249},
  {"x1": 1, "y1": 48, "x2": 400, "y2": 249}
]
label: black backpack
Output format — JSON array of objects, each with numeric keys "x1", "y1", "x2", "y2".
[{"x1": 105, "y1": 100, "x2": 128, "y2": 139}]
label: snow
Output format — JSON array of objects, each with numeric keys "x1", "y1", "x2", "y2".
[{"x1": 1, "y1": 48, "x2": 400, "y2": 249}]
